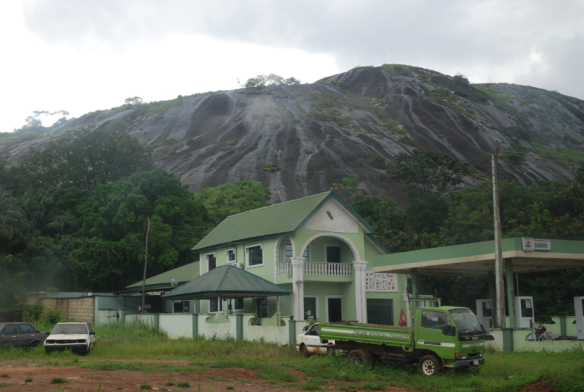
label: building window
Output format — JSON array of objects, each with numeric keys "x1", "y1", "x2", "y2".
[
  {"x1": 247, "y1": 245, "x2": 263, "y2": 266},
  {"x1": 285, "y1": 243, "x2": 309, "y2": 262},
  {"x1": 256, "y1": 298, "x2": 268, "y2": 318},
  {"x1": 209, "y1": 298, "x2": 223, "y2": 313},
  {"x1": 207, "y1": 254, "x2": 216, "y2": 271},
  {"x1": 234, "y1": 298, "x2": 244, "y2": 310},
  {"x1": 326, "y1": 245, "x2": 341, "y2": 263},
  {"x1": 226, "y1": 249, "x2": 236, "y2": 263}
]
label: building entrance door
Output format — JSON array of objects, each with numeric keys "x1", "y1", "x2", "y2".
[
  {"x1": 367, "y1": 299, "x2": 393, "y2": 325},
  {"x1": 328, "y1": 298, "x2": 342, "y2": 322}
]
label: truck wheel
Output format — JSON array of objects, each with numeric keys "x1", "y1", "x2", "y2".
[
  {"x1": 300, "y1": 344, "x2": 310, "y2": 357},
  {"x1": 348, "y1": 349, "x2": 371, "y2": 365},
  {"x1": 418, "y1": 355, "x2": 442, "y2": 376}
]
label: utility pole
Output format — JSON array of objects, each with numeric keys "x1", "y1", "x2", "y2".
[
  {"x1": 141, "y1": 218, "x2": 151, "y2": 314},
  {"x1": 492, "y1": 149, "x2": 506, "y2": 328}
]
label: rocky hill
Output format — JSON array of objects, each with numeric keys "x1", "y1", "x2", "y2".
[{"x1": 3, "y1": 64, "x2": 584, "y2": 203}]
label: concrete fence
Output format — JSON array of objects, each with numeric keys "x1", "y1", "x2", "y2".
[{"x1": 124, "y1": 313, "x2": 308, "y2": 346}]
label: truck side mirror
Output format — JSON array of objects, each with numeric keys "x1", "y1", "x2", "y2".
[{"x1": 441, "y1": 325, "x2": 456, "y2": 336}]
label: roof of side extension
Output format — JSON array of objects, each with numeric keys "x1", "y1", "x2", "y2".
[
  {"x1": 161, "y1": 265, "x2": 291, "y2": 300},
  {"x1": 192, "y1": 191, "x2": 378, "y2": 252},
  {"x1": 125, "y1": 261, "x2": 199, "y2": 292}
]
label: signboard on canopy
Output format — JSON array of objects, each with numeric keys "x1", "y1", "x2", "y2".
[{"x1": 522, "y1": 237, "x2": 551, "y2": 252}]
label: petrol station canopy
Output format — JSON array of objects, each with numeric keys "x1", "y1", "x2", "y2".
[{"x1": 371, "y1": 238, "x2": 584, "y2": 277}]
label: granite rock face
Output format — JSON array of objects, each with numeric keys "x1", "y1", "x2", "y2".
[{"x1": 3, "y1": 65, "x2": 584, "y2": 203}]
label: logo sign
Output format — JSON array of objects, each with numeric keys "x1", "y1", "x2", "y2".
[{"x1": 522, "y1": 237, "x2": 551, "y2": 252}]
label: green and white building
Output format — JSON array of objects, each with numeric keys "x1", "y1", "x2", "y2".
[{"x1": 190, "y1": 191, "x2": 406, "y2": 325}]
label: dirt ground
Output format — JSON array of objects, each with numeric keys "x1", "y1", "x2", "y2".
[
  {"x1": 0, "y1": 359, "x2": 558, "y2": 392},
  {"x1": 0, "y1": 359, "x2": 414, "y2": 392}
]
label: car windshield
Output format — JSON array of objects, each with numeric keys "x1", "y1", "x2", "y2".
[
  {"x1": 51, "y1": 324, "x2": 88, "y2": 335},
  {"x1": 449, "y1": 308, "x2": 483, "y2": 333}
]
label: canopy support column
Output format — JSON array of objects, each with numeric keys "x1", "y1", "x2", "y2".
[
  {"x1": 506, "y1": 259, "x2": 516, "y2": 328},
  {"x1": 488, "y1": 271, "x2": 498, "y2": 328}
]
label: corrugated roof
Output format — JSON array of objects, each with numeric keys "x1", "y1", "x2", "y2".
[
  {"x1": 192, "y1": 191, "x2": 332, "y2": 251},
  {"x1": 125, "y1": 261, "x2": 199, "y2": 292},
  {"x1": 161, "y1": 265, "x2": 291, "y2": 300}
]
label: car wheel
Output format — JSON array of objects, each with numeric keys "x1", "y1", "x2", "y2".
[
  {"x1": 348, "y1": 349, "x2": 372, "y2": 365},
  {"x1": 418, "y1": 355, "x2": 442, "y2": 376},
  {"x1": 300, "y1": 344, "x2": 310, "y2": 358}
]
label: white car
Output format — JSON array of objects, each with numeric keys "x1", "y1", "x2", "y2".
[
  {"x1": 44, "y1": 322, "x2": 96, "y2": 354},
  {"x1": 296, "y1": 323, "x2": 333, "y2": 356}
]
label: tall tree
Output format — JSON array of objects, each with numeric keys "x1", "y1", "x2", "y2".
[{"x1": 24, "y1": 127, "x2": 153, "y2": 190}]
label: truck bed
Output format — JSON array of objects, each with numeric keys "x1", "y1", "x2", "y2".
[{"x1": 320, "y1": 322, "x2": 413, "y2": 347}]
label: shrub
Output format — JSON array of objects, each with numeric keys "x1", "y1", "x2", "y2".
[
  {"x1": 342, "y1": 175, "x2": 361, "y2": 189},
  {"x1": 269, "y1": 123, "x2": 280, "y2": 130},
  {"x1": 453, "y1": 74, "x2": 470, "y2": 89},
  {"x1": 238, "y1": 102, "x2": 247, "y2": 107},
  {"x1": 398, "y1": 136, "x2": 416, "y2": 146},
  {"x1": 50, "y1": 378, "x2": 67, "y2": 384},
  {"x1": 261, "y1": 164, "x2": 278, "y2": 172},
  {"x1": 339, "y1": 83, "x2": 351, "y2": 94},
  {"x1": 186, "y1": 139, "x2": 195, "y2": 146},
  {"x1": 358, "y1": 154, "x2": 386, "y2": 170}
]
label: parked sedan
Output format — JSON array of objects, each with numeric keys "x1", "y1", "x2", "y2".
[
  {"x1": 0, "y1": 322, "x2": 50, "y2": 348},
  {"x1": 44, "y1": 322, "x2": 96, "y2": 354}
]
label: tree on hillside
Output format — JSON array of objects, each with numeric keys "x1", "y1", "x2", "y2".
[
  {"x1": 24, "y1": 127, "x2": 153, "y2": 191},
  {"x1": 386, "y1": 149, "x2": 471, "y2": 200},
  {"x1": 239, "y1": 74, "x2": 301, "y2": 90},
  {"x1": 194, "y1": 181, "x2": 271, "y2": 224}
]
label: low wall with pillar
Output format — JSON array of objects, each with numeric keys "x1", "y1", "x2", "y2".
[
  {"x1": 486, "y1": 327, "x2": 584, "y2": 352},
  {"x1": 124, "y1": 313, "x2": 308, "y2": 345}
]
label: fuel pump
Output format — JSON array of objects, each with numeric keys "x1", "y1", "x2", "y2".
[
  {"x1": 574, "y1": 296, "x2": 584, "y2": 340},
  {"x1": 475, "y1": 299, "x2": 494, "y2": 329},
  {"x1": 515, "y1": 296, "x2": 535, "y2": 328}
]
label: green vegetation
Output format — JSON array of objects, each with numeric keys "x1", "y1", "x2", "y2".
[
  {"x1": 358, "y1": 154, "x2": 386, "y2": 170},
  {"x1": 143, "y1": 96, "x2": 184, "y2": 120},
  {"x1": 398, "y1": 136, "x2": 416, "y2": 146},
  {"x1": 501, "y1": 146, "x2": 529, "y2": 164},
  {"x1": 532, "y1": 145, "x2": 584, "y2": 167},
  {"x1": 428, "y1": 87, "x2": 476, "y2": 119},
  {"x1": 177, "y1": 381, "x2": 190, "y2": 387},
  {"x1": 269, "y1": 123, "x2": 280, "y2": 129},
  {"x1": 220, "y1": 141, "x2": 235, "y2": 151},
  {"x1": 341, "y1": 175, "x2": 361, "y2": 189},
  {"x1": 452, "y1": 74, "x2": 470, "y2": 89},
  {"x1": 194, "y1": 181, "x2": 271, "y2": 224},
  {"x1": 261, "y1": 164, "x2": 279, "y2": 172},
  {"x1": 238, "y1": 102, "x2": 247, "y2": 107},
  {"x1": 51, "y1": 378, "x2": 67, "y2": 384}
]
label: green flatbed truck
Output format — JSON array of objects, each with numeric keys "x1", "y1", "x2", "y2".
[{"x1": 319, "y1": 306, "x2": 487, "y2": 376}]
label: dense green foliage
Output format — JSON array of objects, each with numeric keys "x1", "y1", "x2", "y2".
[
  {"x1": 194, "y1": 181, "x2": 271, "y2": 224},
  {"x1": 0, "y1": 129, "x2": 273, "y2": 308}
]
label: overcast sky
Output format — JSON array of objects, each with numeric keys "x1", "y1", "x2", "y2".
[{"x1": 2, "y1": 0, "x2": 583, "y2": 132}]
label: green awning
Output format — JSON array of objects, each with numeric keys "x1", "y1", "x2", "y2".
[{"x1": 161, "y1": 265, "x2": 292, "y2": 300}]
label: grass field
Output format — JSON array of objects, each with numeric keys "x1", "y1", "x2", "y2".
[{"x1": 1, "y1": 323, "x2": 583, "y2": 392}]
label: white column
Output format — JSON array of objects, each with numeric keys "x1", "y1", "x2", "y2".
[
  {"x1": 291, "y1": 257, "x2": 305, "y2": 320},
  {"x1": 353, "y1": 260, "x2": 368, "y2": 323}
]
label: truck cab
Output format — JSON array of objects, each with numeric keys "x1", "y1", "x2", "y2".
[{"x1": 414, "y1": 306, "x2": 485, "y2": 373}]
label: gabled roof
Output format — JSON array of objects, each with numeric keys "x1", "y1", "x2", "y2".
[
  {"x1": 192, "y1": 191, "x2": 377, "y2": 252},
  {"x1": 161, "y1": 265, "x2": 291, "y2": 300},
  {"x1": 125, "y1": 261, "x2": 199, "y2": 292}
]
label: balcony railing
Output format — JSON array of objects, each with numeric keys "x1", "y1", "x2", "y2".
[{"x1": 275, "y1": 262, "x2": 352, "y2": 277}]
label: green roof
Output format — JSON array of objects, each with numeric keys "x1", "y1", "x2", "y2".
[
  {"x1": 161, "y1": 265, "x2": 291, "y2": 300},
  {"x1": 125, "y1": 262, "x2": 199, "y2": 292},
  {"x1": 192, "y1": 191, "x2": 377, "y2": 252}
]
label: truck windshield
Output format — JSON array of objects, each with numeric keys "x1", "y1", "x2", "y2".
[
  {"x1": 51, "y1": 324, "x2": 88, "y2": 335},
  {"x1": 449, "y1": 308, "x2": 483, "y2": 333}
]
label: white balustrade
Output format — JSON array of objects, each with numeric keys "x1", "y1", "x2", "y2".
[
  {"x1": 276, "y1": 262, "x2": 292, "y2": 275},
  {"x1": 276, "y1": 262, "x2": 352, "y2": 276}
]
